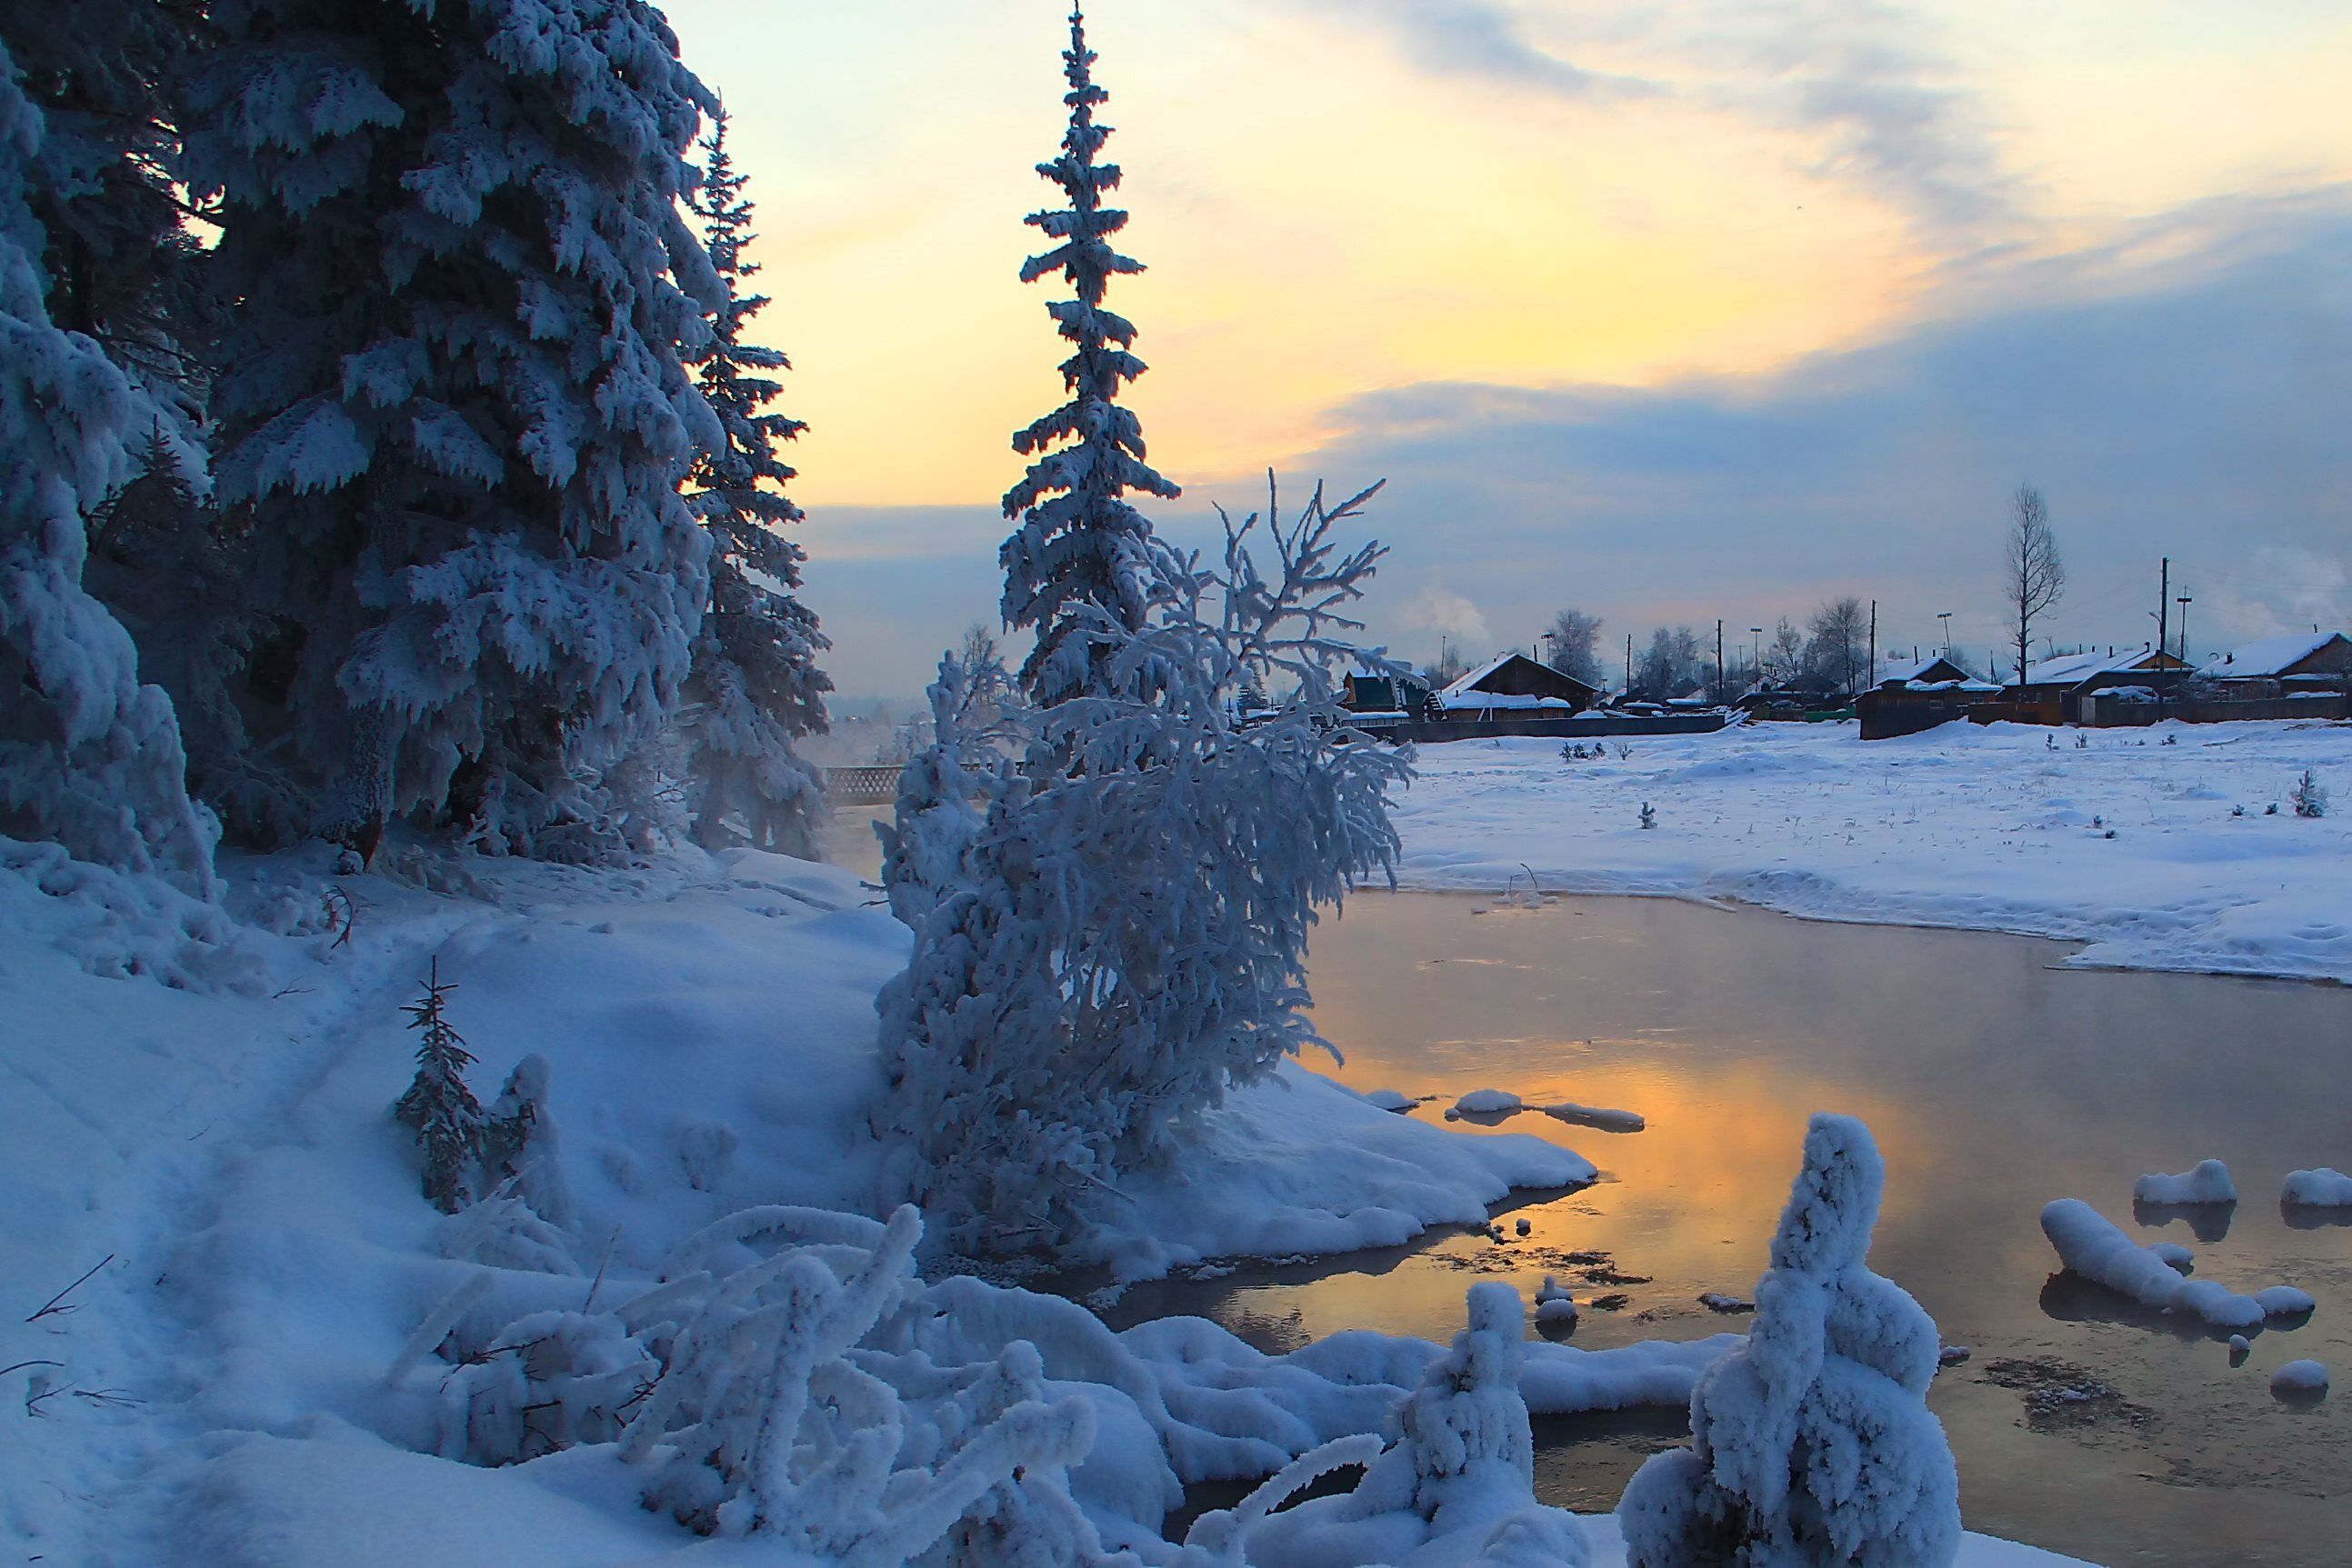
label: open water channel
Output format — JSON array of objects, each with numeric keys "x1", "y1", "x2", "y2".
[{"x1": 1103, "y1": 891, "x2": 2352, "y2": 1568}]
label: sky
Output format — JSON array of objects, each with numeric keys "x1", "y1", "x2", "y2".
[{"x1": 660, "y1": 0, "x2": 2352, "y2": 697}]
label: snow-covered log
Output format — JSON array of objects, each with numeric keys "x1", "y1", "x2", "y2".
[{"x1": 2039, "y1": 1198, "x2": 2267, "y2": 1329}]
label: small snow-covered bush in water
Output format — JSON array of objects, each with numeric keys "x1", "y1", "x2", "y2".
[
  {"x1": 876, "y1": 479, "x2": 1409, "y2": 1254},
  {"x1": 1619, "y1": 1114, "x2": 1959, "y2": 1568}
]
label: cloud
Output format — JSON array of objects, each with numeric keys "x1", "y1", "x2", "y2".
[
  {"x1": 1236, "y1": 195, "x2": 2352, "y2": 664},
  {"x1": 1274, "y1": 0, "x2": 1658, "y2": 102}
]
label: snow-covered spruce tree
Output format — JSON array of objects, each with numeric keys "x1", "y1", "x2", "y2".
[
  {"x1": 999, "y1": 8, "x2": 1181, "y2": 704},
  {"x1": 394, "y1": 959, "x2": 484, "y2": 1213},
  {"x1": 678, "y1": 106, "x2": 830, "y2": 856},
  {"x1": 878, "y1": 479, "x2": 1411, "y2": 1256},
  {"x1": 0, "y1": 41, "x2": 214, "y2": 894},
  {"x1": 483, "y1": 1051, "x2": 574, "y2": 1231},
  {"x1": 1619, "y1": 1113, "x2": 1959, "y2": 1568},
  {"x1": 183, "y1": 0, "x2": 724, "y2": 858}
]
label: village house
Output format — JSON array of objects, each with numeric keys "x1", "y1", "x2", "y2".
[
  {"x1": 2007, "y1": 646, "x2": 2189, "y2": 725},
  {"x1": 2197, "y1": 632, "x2": 2352, "y2": 696},
  {"x1": 1857, "y1": 654, "x2": 2003, "y2": 739},
  {"x1": 1431, "y1": 653, "x2": 1601, "y2": 721}
]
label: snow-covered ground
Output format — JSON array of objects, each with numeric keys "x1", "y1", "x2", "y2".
[
  {"x1": 0, "y1": 834, "x2": 2094, "y2": 1566},
  {"x1": 1391, "y1": 717, "x2": 2352, "y2": 984}
]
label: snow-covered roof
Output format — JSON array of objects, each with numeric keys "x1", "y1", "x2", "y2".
[
  {"x1": 1877, "y1": 654, "x2": 1976, "y2": 687},
  {"x1": 2199, "y1": 632, "x2": 2347, "y2": 679},
  {"x1": 1899, "y1": 677, "x2": 2002, "y2": 694},
  {"x1": 2018, "y1": 647, "x2": 2170, "y2": 686},
  {"x1": 1435, "y1": 691, "x2": 1583, "y2": 712},
  {"x1": 1436, "y1": 652, "x2": 1596, "y2": 704}
]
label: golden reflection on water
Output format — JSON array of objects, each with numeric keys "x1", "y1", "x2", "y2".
[{"x1": 1121, "y1": 891, "x2": 2352, "y2": 1568}]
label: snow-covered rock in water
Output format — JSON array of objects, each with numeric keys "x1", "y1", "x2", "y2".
[
  {"x1": 1207, "y1": 1283, "x2": 1591, "y2": 1567},
  {"x1": 1454, "y1": 1089, "x2": 1525, "y2": 1116},
  {"x1": 1514, "y1": 1217, "x2": 1532, "y2": 1236},
  {"x1": 2281, "y1": 1167, "x2": 2352, "y2": 1207},
  {"x1": 2147, "y1": 1242, "x2": 2194, "y2": 1273},
  {"x1": 1364, "y1": 1087, "x2": 1420, "y2": 1113},
  {"x1": 2255, "y1": 1285, "x2": 2316, "y2": 1319},
  {"x1": 2040, "y1": 1199, "x2": 2268, "y2": 1329},
  {"x1": 1696, "y1": 1292, "x2": 1754, "y2": 1314},
  {"x1": 2228, "y1": 1334, "x2": 2252, "y2": 1364},
  {"x1": 2132, "y1": 1160, "x2": 2237, "y2": 1205},
  {"x1": 1619, "y1": 1113, "x2": 1960, "y2": 1568},
  {"x1": 2270, "y1": 1360, "x2": 2329, "y2": 1398},
  {"x1": 1538, "y1": 1101, "x2": 1646, "y2": 1133},
  {"x1": 1536, "y1": 1296, "x2": 1578, "y2": 1328}
]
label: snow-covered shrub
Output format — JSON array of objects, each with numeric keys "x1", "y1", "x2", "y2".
[
  {"x1": 393, "y1": 961, "x2": 484, "y2": 1213},
  {"x1": 623, "y1": 1204, "x2": 1106, "y2": 1562},
  {"x1": 1188, "y1": 1283, "x2": 1587, "y2": 1567},
  {"x1": 2290, "y1": 768, "x2": 2327, "y2": 819},
  {"x1": 184, "y1": 0, "x2": 726, "y2": 855},
  {"x1": 483, "y1": 1052, "x2": 573, "y2": 1230},
  {"x1": 435, "y1": 1308, "x2": 656, "y2": 1466},
  {"x1": 1618, "y1": 1113, "x2": 1959, "y2": 1568},
  {"x1": 0, "y1": 45, "x2": 214, "y2": 894},
  {"x1": 678, "y1": 108, "x2": 830, "y2": 857},
  {"x1": 998, "y1": 10, "x2": 1182, "y2": 703},
  {"x1": 877, "y1": 480, "x2": 1410, "y2": 1255}
]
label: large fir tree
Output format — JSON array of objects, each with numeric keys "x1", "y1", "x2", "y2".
[
  {"x1": 998, "y1": 8, "x2": 1179, "y2": 704},
  {"x1": 185, "y1": 0, "x2": 726, "y2": 857},
  {"x1": 678, "y1": 108, "x2": 829, "y2": 856},
  {"x1": 0, "y1": 39, "x2": 213, "y2": 892}
]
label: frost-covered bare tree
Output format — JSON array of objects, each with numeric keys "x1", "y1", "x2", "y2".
[
  {"x1": 1762, "y1": 618, "x2": 1807, "y2": 686},
  {"x1": 185, "y1": 0, "x2": 725, "y2": 859},
  {"x1": 679, "y1": 107, "x2": 830, "y2": 857},
  {"x1": 1805, "y1": 598, "x2": 1868, "y2": 698},
  {"x1": 877, "y1": 478, "x2": 1409, "y2": 1255},
  {"x1": 1543, "y1": 608, "x2": 1604, "y2": 686},
  {"x1": 999, "y1": 8, "x2": 1180, "y2": 704},
  {"x1": 1619, "y1": 1114, "x2": 1959, "y2": 1567},
  {"x1": 2003, "y1": 484, "x2": 2064, "y2": 684},
  {"x1": 0, "y1": 42, "x2": 213, "y2": 893}
]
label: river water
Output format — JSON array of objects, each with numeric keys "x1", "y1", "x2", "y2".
[{"x1": 1104, "y1": 890, "x2": 2352, "y2": 1568}]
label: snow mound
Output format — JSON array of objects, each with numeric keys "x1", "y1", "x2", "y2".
[
  {"x1": 2131, "y1": 1161, "x2": 2236, "y2": 1205},
  {"x1": 1363, "y1": 1087, "x2": 1420, "y2": 1113},
  {"x1": 2040, "y1": 1199, "x2": 2267, "y2": 1329},
  {"x1": 2282, "y1": 1167, "x2": 2352, "y2": 1207},
  {"x1": 1539, "y1": 1101, "x2": 1647, "y2": 1133},
  {"x1": 2147, "y1": 1242, "x2": 2194, "y2": 1273},
  {"x1": 2255, "y1": 1285, "x2": 2316, "y2": 1319},
  {"x1": 1455, "y1": 1088, "x2": 1525, "y2": 1115}
]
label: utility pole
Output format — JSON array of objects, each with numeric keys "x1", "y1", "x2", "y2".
[
  {"x1": 2157, "y1": 557, "x2": 2168, "y2": 660},
  {"x1": 1625, "y1": 633, "x2": 1634, "y2": 695},
  {"x1": 1937, "y1": 611, "x2": 1953, "y2": 654},
  {"x1": 2176, "y1": 589, "x2": 2193, "y2": 664},
  {"x1": 1749, "y1": 626, "x2": 1762, "y2": 678},
  {"x1": 1716, "y1": 619, "x2": 1726, "y2": 702},
  {"x1": 1867, "y1": 599, "x2": 1877, "y2": 694}
]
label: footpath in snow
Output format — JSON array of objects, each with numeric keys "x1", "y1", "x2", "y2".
[{"x1": 1390, "y1": 717, "x2": 2352, "y2": 984}]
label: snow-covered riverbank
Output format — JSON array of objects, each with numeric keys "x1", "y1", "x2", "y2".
[
  {"x1": 1392, "y1": 718, "x2": 2352, "y2": 984},
  {"x1": 1, "y1": 834, "x2": 2097, "y2": 1567}
]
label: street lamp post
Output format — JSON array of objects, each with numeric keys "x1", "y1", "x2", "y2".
[
  {"x1": 1937, "y1": 612, "x2": 1953, "y2": 655},
  {"x1": 1749, "y1": 627, "x2": 1762, "y2": 679}
]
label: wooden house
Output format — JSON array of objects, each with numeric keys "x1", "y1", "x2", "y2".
[
  {"x1": 1857, "y1": 655, "x2": 2002, "y2": 739},
  {"x1": 2197, "y1": 633, "x2": 2352, "y2": 695},
  {"x1": 2007, "y1": 647, "x2": 2189, "y2": 725},
  {"x1": 1432, "y1": 653, "x2": 1600, "y2": 719}
]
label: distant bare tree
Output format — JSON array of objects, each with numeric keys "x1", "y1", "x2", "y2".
[
  {"x1": 1543, "y1": 608, "x2": 1605, "y2": 685},
  {"x1": 1763, "y1": 617, "x2": 1807, "y2": 684},
  {"x1": 1805, "y1": 597, "x2": 1868, "y2": 697},
  {"x1": 2003, "y1": 484, "x2": 2065, "y2": 684}
]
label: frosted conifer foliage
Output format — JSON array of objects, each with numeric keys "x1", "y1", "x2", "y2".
[
  {"x1": 0, "y1": 45, "x2": 212, "y2": 893},
  {"x1": 1619, "y1": 1114, "x2": 1960, "y2": 1568},
  {"x1": 999, "y1": 8, "x2": 1182, "y2": 703},
  {"x1": 879, "y1": 479, "x2": 1411, "y2": 1256},
  {"x1": 185, "y1": 0, "x2": 724, "y2": 855},
  {"x1": 680, "y1": 108, "x2": 830, "y2": 856}
]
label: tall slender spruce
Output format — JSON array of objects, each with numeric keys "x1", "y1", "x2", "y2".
[
  {"x1": 395, "y1": 958, "x2": 483, "y2": 1213},
  {"x1": 185, "y1": 0, "x2": 724, "y2": 858},
  {"x1": 679, "y1": 108, "x2": 830, "y2": 856},
  {"x1": 998, "y1": 8, "x2": 1179, "y2": 704}
]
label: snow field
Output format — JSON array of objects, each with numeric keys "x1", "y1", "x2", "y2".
[{"x1": 1392, "y1": 719, "x2": 2352, "y2": 983}]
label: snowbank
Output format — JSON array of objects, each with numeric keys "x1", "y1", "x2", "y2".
[{"x1": 1388, "y1": 721, "x2": 2352, "y2": 984}]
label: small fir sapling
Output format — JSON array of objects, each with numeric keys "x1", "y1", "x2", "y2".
[
  {"x1": 394, "y1": 959, "x2": 484, "y2": 1213},
  {"x1": 2291, "y1": 768, "x2": 2328, "y2": 819},
  {"x1": 1638, "y1": 802, "x2": 1657, "y2": 829},
  {"x1": 1618, "y1": 1114, "x2": 1960, "y2": 1568}
]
